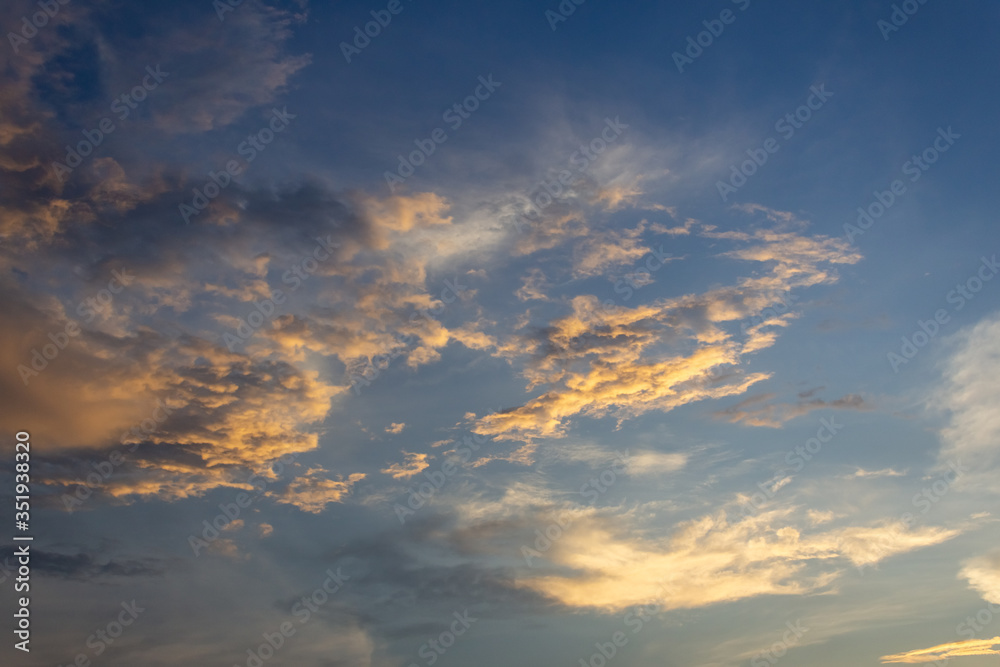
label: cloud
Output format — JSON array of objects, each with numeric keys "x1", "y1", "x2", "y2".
[
  {"x1": 713, "y1": 392, "x2": 870, "y2": 428},
  {"x1": 0, "y1": 546, "x2": 163, "y2": 580},
  {"x1": 0, "y1": 179, "x2": 506, "y2": 503},
  {"x1": 514, "y1": 510, "x2": 961, "y2": 613},
  {"x1": 99, "y1": 1, "x2": 312, "y2": 134},
  {"x1": 961, "y1": 553, "x2": 1000, "y2": 604},
  {"x1": 624, "y1": 450, "x2": 688, "y2": 476},
  {"x1": 0, "y1": 0, "x2": 311, "y2": 250},
  {"x1": 386, "y1": 422, "x2": 406, "y2": 434},
  {"x1": 880, "y1": 638, "x2": 1000, "y2": 663},
  {"x1": 277, "y1": 469, "x2": 365, "y2": 514},
  {"x1": 935, "y1": 312, "x2": 1000, "y2": 490},
  {"x1": 474, "y1": 222, "x2": 861, "y2": 445},
  {"x1": 847, "y1": 468, "x2": 906, "y2": 479},
  {"x1": 381, "y1": 452, "x2": 431, "y2": 479},
  {"x1": 572, "y1": 220, "x2": 651, "y2": 278},
  {"x1": 515, "y1": 268, "x2": 551, "y2": 302},
  {"x1": 733, "y1": 203, "x2": 802, "y2": 225}
]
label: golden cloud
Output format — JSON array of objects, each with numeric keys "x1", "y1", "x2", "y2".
[
  {"x1": 880, "y1": 637, "x2": 1000, "y2": 663},
  {"x1": 516, "y1": 510, "x2": 961, "y2": 613}
]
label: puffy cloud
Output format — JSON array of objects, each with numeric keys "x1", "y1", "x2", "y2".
[{"x1": 2, "y1": 290, "x2": 345, "y2": 501}]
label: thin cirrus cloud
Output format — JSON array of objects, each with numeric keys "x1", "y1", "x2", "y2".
[
  {"x1": 713, "y1": 391, "x2": 870, "y2": 428},
  {"x1": 934, "y1": 313, "x2": 1000, "y2": 491},
  {"x1": 880, "y1": 637, "x2": 1000, "y2": 664}
]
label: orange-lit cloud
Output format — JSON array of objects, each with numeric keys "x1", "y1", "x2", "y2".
[
  {"x1": 473, "y1": 221, "x2": 861, "y2": 446},
  {"x1": 880, "y1": 637, "x2": 1000, "y2": 663},
  {"x1": 381, "y1": 452, "x2": 431, "y2": 479},
  {"x1": 277, "y1": 469, "x2": 365, "y2": 514},
  {"x1": 514, "y1": 509, "x2": 960, "y2": 613}
]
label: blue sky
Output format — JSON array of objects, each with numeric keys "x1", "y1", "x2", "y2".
[{"x1": 2, "y1": 0, "x2": 999, "y2": 665}]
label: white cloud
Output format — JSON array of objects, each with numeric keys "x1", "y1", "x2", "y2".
[{"x1": 935, "y1": 312, "x2": 1000, "y2": 490}]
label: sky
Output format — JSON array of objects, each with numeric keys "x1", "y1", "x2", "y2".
[{"x1": 1, "y1": 0, "x2": 1000, "y2": 665}]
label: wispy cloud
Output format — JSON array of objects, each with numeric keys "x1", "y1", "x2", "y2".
[{"x1": 880, "y1": 637, "x2": 1000, "y2": 663}]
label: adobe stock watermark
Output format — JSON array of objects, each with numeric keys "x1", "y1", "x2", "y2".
[
  {"x1": 393, "y1": 428, "x2": 490, "y2": 523},
  {"x1": 512, "y1": 116, "x2": 629, "y2": 232},
  {"x1": 573, "y1": 246, "x2": 674, "y2": 328},
  {"x1": 545, "y1": 0, "x2": 586, "y2": 31},
  {"x1": 349, "y1": 276, "x2": 471, "y2": 394},
  {"x1": 672, "y1": 0, "x2": 752, "y2": 73},
  {"x1": 61, "y1": 399, "x2": 174, "y2": 511},
  {"x1": 55, "y1": 601, "x2": 145, "y2": 667},
  {"x1": 51, "y1": 65, "x2": 169, "y2": 182},
  {"x1": 17, "y1": 268, "x2": 134, "y2": 385},
  {"x1": 886, "y1": 254, "x2": 997, "y2": 372},
  {"x1": 844, "y1": 126, "x2": 959, "y2": 243},
  {"x1": 604, "y1": 246, "x2": 674, "y2": 307},
  {"x1": 340, "y1": 0, "x2": 412, "y2": 62},
  {"x1": 521, "y1": 451, "x2": 630, "y2": 566},
  {"x1": 739, "y1": 291, "x2": 800, "y2": 337},
  {"x1": 406, "y1": 610, "x2": 477, "y2": 667},
  {"x1": 180, "y1": 107, "x2": 296, "y2": 224},
  {"x1": 877, "y1": 0, "x2": 932, "y2": 41},
  {"x1": 577, "y1": 602, "x2": 665, "y2": 667},
  {"x1": 717, "y1": 85, "x2": 833, "y2": 202},
  {"x1": 740, "y1": 416, "x2": 844, "y2": 519},
  {"x1": 232, "y1": 567, "x2": 349, "y2": 667},
  {"x1": 6, "y1": 0, "x2": 71, "y2": 55},
  {"x1": 857, "y1": 460, "x2": 965, "y2": 575},
  {"x1": 214, "y1": 0, "x2": 246, "y2": 21},
  {"x1": 188, "y1": 452, "x2": 300, "y2": 556},
  {"x1": 750, "y1": 620, "x2": 810, "y2": 667},
  {"x1": 223, "y1": 234, "x2": 339, "y2": 351},
  {"x1": 957, "y1": 600, "x2": 1000, "y2": 640},
  {"x1": 384, "y1": 75, "x2": 502, "y2": 193}
]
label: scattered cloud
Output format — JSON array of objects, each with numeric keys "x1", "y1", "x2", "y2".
[{"x1": 475, "y1": 223, "x2": 861, "y2": 446}]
